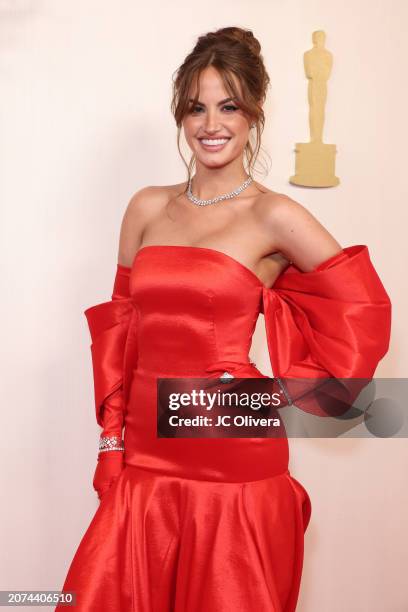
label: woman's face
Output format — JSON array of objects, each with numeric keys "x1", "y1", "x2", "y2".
[{"x1": 182, "y1": 66, "x2": 253, "y2": 169}]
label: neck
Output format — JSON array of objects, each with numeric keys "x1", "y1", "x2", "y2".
[{"x1": 191, "y1": 160, "x2": 250, "y2": 200}]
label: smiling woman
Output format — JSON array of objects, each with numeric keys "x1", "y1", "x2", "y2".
[
  {"x1": 57, "y1": 25, "x2": 392, "y2": 612},
  {"x1": 171, "y1": 27, "x2": 269, "y2": 190},
  {"x1": 191, "y1": 97, "x2": 240, "y2": 152}
]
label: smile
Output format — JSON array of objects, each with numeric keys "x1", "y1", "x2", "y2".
[{"x1": 198, "y1": 138, "x2": 231, "y2": 151}]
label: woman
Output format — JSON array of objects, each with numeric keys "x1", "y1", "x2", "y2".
[{"x1": 57, "y1": 27, "x2": 391, "y2": 611}]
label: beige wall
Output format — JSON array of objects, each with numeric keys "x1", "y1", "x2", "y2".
[{"x1": 1, "y1": 0, "x2": 406, "y2": 610}]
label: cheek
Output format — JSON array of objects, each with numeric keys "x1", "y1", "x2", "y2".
[
  {"x1": 230, "y1": 133, "x2": 249, "y2": 151},
  {"x1": 183, "y1": 116, "x2": 199, "y2": 132},
  {"x1": 227, "y1": 117, "x2": 251, "y2": 145}
]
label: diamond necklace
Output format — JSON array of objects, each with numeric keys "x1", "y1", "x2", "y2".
[{"x1": 187, "y1": 175, "x2": 253, "y2": 206}]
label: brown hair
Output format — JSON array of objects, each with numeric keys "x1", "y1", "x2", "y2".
[{"x1": 170, "y1": 26, "x2": 271, "y2": 194}]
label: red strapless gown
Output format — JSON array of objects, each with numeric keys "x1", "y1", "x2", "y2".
[{"x1": 56, "y1": 244, "x2": 391, "y2": 611}]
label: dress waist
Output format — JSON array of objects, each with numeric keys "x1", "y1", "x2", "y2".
[
  {"x1": 124, "y1": 363, "x2": 288, "y2": 483},
  {"x1": 134, "y1": 358, "x2": 268, "y2": 379}
]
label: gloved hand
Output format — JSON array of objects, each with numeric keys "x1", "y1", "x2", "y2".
[
  {"x1": 93, "y1": 449, "x2": 124, "y2": 501},
  {"x1": 92, "y1": 388, "x2": 126, "y2": 500}
]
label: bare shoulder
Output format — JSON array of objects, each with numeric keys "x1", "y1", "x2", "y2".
[
  {"x1": 124, "y1": 185, "x2": 169, "y2": 218},
  {"x1": 117, "y1": 185, "x2": 169, "y2": 267},
  {"x1": 255, "y1": 191, "x2": 343, "y2": 271},
  {"x1": 256, "y1": 190, "x2": 313, "y2": 222},
  {"x1": 252, "y1": 190, "x2": 311, "y2": 237}
]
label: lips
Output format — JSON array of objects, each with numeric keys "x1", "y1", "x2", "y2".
[
  {"x1": 199, "y1": 137, "x2": 231, "y2": 142},
  {"x1": 198, "y1": 138, "x2": 231, "y2": 152}
]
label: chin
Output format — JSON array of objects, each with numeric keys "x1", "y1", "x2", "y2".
[
  {"x1": 194, "y1": 147, "x2": 240, "y2": 164},
  {"x1": 197, "y1": 156, "x2": 233, "y2": 169}
]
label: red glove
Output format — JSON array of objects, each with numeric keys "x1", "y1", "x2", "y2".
[
  {"x1": 93, "y1": 448, "x2": 124, "y2": 501},
  {"x1": 84, "y1": 264, "x2": 133, "y2": 500},
  {"x1": 93, "y1": 387, "x2": 126, "y2": 501}
]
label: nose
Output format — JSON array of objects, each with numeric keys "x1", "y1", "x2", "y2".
[{"x1": 204, "y1": 110, "x2": 221, "y2": 133}]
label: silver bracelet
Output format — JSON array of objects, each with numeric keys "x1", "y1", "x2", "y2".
[
  {"x1": 275, "y1": 377, "x2": 293, "y2": 406},
  {"x1": 98, "y1": 435, "x2": 125, "y2": 453}
]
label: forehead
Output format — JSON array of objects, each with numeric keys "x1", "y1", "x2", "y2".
[{"x1": 188, "y1": 66, "x2": 241, "y2": 100}]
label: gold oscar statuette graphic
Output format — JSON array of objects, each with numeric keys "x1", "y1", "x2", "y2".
[{"x1": 290, "y1": 30, "x2": 340, "y2": 187}]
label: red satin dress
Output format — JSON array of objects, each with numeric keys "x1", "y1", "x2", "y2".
[{"x1": 57, "y1": 244, "x2": 391, "y2": 612}]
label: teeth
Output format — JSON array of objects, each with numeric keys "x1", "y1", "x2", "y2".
[{"x1": 200, "y1": 138, "x2": 229, "y2": 145}]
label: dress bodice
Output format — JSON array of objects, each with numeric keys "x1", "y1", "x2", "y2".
[
  {"x1": 129, "y1": 245, "x2": 264, "y2": 376},
  {"x1": 84, "y1": 243, "x2": 391, "y2": 429}
]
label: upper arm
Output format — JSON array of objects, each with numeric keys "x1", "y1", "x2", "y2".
[
  {"x1": 117, "y1": 186, "x2": 159, "y2": 268},
  {"x1": 266, "y1": 195, "x2": 343, "y2": 272}
]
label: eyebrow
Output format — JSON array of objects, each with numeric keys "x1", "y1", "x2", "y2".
[{"x1": 188, "y1": 97, "x2": 237, "y2": 106}]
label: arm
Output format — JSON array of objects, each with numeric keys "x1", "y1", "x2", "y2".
[
  {"x1": 87, "y1": 264, "x2": 132, "y2": 500},
  {"x1": 261, "y1": 196, "x2": 392, "y2": 417},
  {"x1": 85, "y1": 187, "x2": 156, "y2": 500},
  {"x1": 266, "y1": 194, "x2": 343, "y2": 272}
]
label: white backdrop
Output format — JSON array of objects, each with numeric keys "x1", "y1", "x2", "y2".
[{"x1": 1, "y1": 1, "x2": 407, "y2": 610}]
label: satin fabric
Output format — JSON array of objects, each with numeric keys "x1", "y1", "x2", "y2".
[{"x1": 57, "y1": 244, "x2": 391, "y2": 612}]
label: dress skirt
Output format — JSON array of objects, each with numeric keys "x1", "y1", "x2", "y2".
[
  {"x1": 59, "y1": 464, "x2": 310, "y2": 612},
  {"x1": 57, "y1": 367, "x2": 312, "y2": 612}
]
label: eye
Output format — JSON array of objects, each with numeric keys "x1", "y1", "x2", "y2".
[{"x1": 189, "y1": 104, "x2": 239, "y2": 114}]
